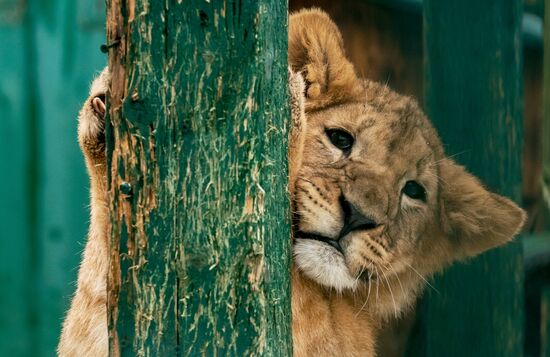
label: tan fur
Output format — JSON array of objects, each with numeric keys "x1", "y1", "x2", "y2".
[
  {"x1": 288, "y1": 8, "x2": 525, "y2": 356},
  {"x1": 59, "y1": 9, "x2": 525, "y2": 356},
  {"x1": 58, "y1": 69, "x2": 110, "y2": 357}
]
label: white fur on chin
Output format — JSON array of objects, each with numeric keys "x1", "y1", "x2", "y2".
[{"x1": 294, "y1": 238, "x2": 357, "y2": 292}]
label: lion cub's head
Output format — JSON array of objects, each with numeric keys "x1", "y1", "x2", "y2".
[{"x1": 289, "y1": 9, "x2": 525, "y2": 303}]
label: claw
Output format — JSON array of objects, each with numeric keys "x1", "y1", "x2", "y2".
[{"x1": 92, "y1": 96, "x2": 106, "y2": 117}]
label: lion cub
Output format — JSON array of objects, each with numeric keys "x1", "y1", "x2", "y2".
[
  {"x1": 288, "y1": 9, "x2": 525, "y2": 356},
  {"x1": 59, "y1": 8, "x2": 525, "y2": 357}
]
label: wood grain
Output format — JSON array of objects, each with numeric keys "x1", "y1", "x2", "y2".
[{"x1": 106, "y1": 1, "x2": 292, "y2": 355}]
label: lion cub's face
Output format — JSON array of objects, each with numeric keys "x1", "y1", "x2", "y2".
[
  {"x1": 294, "y1": 99, "x2": 441, "y2": 291},
  {"x1": 289, "y1": 9, "x2": 525, "y2": 294}
]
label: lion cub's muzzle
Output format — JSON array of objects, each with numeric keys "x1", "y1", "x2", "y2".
[
  {"x1": 297, "y1": 195, "x2": 384, "y2": 253},
  {"x1": 293, "y1": 189, "x2": 390, "y2": 289}
]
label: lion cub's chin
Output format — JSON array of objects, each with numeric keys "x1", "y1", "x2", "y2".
[{"x1": 294, "y1": 238, "x2": 358, "y2": 292}]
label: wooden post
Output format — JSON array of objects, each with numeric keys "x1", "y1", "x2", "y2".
[
  {"x1": 105, "y1": 1, "x2": 292, "y2": 355},
  {"x1": 543, "y1": 0, "x2": 550, "y2": 226},
  {"x1": 542, "y1": 287, "x2": 550, "y2": 357},
  {"x1": 539, "y1": 3, "x2": 550, "y2": 354},
  {"x1": 407, "y1": 1, "x2": 524, "y2": 356}
]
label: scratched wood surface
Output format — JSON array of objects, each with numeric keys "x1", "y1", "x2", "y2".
[
  {"x1": 542, "y1": 0, "x2": 550, "y2": 228},
  {"x1": 105, "y1": 1, "x2": 292, "y2": 355}
]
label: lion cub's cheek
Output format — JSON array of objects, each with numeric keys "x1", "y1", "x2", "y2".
[
  {"x1": 342, "y1": 230, "x2": 392, "y2": 277},
  {"x1": 295, "y1": 178, "x2": 343, "y2": 238}
]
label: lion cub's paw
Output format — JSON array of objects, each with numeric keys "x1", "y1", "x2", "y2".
[
  {"x1": 289, "y1": 68, "x2": 306, "y2": 133},
  {"x1": 78, "y1": 68, "x2": 109, "y2": 164},
  {"x1": 288, "y1": 68, "x2": 306, "y2": 195}
]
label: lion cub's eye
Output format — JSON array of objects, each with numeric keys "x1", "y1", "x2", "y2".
[
  {"x1": 402, "y1": 181, "x2": 426, "y2": 201},
  {"x1": 326, "y1": 129, "x2": 354, "y2": 152}
]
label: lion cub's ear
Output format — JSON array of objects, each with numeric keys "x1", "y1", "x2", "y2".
[
  {"x1": 439, "y1": 159, "x2": 526, "y2": 258},
  {"x1": 288, "y1": 9, "x2": 363, "y2": 111}
]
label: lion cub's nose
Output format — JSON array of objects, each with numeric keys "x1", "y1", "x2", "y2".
[{"x1": 339, "y1": 196, "x2": 379, "y2": 237}]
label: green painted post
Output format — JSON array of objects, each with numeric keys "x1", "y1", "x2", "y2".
[
  {"x1": 543, "y1": 0, "x2": 550, "y2": 222},
  {"x1": 407, "y1": 1, "x2": 524, "y2": 356},
  {"x1": 105, "y1": 1, "x2": 291, "y2": 355},
  {"x1": 541, "y1": 287, "x2": 550, "y2": 357},
  {"x1": 539, "y1": 2, "x2": 550, "y2": 355}
]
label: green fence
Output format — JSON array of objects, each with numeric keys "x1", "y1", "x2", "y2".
[{"x1": 0, "y1": 0, "x2": 105, "y2": 355}]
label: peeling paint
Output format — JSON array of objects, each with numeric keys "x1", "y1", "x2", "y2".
[{"x1": 106, "y1": 0, "x2": 292, "y2": 356}]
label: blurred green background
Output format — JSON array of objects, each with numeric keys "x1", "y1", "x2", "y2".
[{"x1": 0, "y1": 0, "x2": 105, "y2": 355}]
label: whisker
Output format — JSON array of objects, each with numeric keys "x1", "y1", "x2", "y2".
[
  {"x1": 380, "y1": 265, "x2": 398, "y2": 318},
  {"x1": 381, "y1": 261, "x2": 406, "y2": 299},
  {"x1": 354, "y1": 265, "x2": 366, "y2": 286},
  {"x1": 429, "y1": 150, "x2": 471, "y2": 168},
  {"x1": 403, "y1": 261, "x2": 440, "y2": 294},
  {"x1": 355, "y1": 264, "x2": 373, "y2": 318},
  {"x1": 375, "y1": 266, "x2": 380, "y2": 303}
]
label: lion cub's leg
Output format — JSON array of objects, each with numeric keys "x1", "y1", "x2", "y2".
[
  {"x1": 59, "y1": 68, "x2": 304, "y2": 355},
  {"x1": 58, "y1": 68, "x2": 110, "y2": 357}
]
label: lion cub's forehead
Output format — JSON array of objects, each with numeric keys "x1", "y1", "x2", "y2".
[{"x1": 313, "y1": 101, "x2": 438, "y2": 161}]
